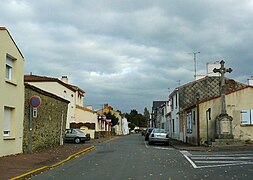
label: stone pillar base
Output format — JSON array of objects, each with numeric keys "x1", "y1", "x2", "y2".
[{"x1": 215, "y1": 113, "x2": 233, "y2": 139}]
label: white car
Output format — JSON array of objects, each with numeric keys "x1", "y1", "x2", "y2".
[
  {"x1": 65, "y1": 128, "x2": 87, "y2": 144},
  {"x1": 148, "y1": 128, "x2": 169, "y2": 145}
]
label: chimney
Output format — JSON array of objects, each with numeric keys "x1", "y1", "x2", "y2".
[
  {"x1": 248, "y1": 76, "x2": 253, "y2": 86},
  {"x1": 207, "y1": 61, "x2": 220, "y2": 77},
  {"x1": 61, "y1": 76, "x2": 68, "y2": 84}
]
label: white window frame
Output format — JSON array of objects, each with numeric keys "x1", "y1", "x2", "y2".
[
  {"x1": 4, "y1": 107, "x2": 13, "y2": 137},
  {"x1": 241, "y1": 109, "x2": 253, "y2": 125},
  {"x1": 6, "y1": 56, "x2": 14, "y2": 81}
]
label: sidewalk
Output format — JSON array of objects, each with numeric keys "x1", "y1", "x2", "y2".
[
  {"x1": 0, "y1": 137, "x2": 112, "y2": 180},
  {"x1": 169, "y1": 138, "x2": 253, "y2": 152}
]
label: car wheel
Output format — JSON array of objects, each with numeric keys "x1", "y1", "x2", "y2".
[{"x1": 74, "y1": 137, "x2": 81, "y2": 144}]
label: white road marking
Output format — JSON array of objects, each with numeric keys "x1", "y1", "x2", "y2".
[
  {"x1": 180, "y1": 151, "x2": 198, "y2": 168},
  {"x1": 144, "y1": 141, "x2": 149, "y2": 148},
  {"x1": 195, "y1": 160, "x2": 247, "y2": 163},
  {"x1": 180, "y1": 150, "x2": 253, "y2": 169},
  {"x1": 191, "y1": 156, "x2": 253, "y2": 160}
]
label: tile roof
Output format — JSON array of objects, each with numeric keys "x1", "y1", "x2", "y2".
[{"x1": 24, "y1": 74, "x2": 77, "y2": 92}]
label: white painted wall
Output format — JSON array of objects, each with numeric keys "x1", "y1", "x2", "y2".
[{"x1": 0, "y1": 28, "x2": 24, "y2": 157}]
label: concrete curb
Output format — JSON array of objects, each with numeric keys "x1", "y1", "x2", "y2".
[{"x1": 9, "y1": 145, "x2": 96, "y2": 180}]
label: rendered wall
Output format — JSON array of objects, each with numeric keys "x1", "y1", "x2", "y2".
[{"x1": 0, "y1": 29, "x2": 24, "y2": 157}]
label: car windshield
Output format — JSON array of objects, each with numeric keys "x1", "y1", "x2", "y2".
[
  {"x1": 75, "y1": 129, "x2": 85, "y2": 134},
  {"x1": 153, "y1": 128, "x2": 167, "y2": 133},
  {"x1": 148, "y1": 128, "x2": 153, "y2": 133}
]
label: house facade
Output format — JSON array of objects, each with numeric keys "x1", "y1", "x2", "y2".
[
  {"x1": 182, "y1": 86, "x2": 253, "y2": 145},
  {"x1": 0, "y1": 27, "x2": 25, "y2": 157},
  {"x1": 74, "y1": 105, "x2": 98, "y2": 139},
  {"x1": 173, "y1": 76, "x2": 247, "y2": 145},
  {"x1": 97, "y1": 104, "x2": 122, "y2": 136},
  {"x1": 121, "y1": 116, "x2": 129, "y2": 135},
  {"x1": 23, "y1": 84, "x2": 69, "y2": 152},
  {"x1": 151, "y1": 101, "x2": 166, "y2": 128},
  {"x1": 168, "y1": 90, "x2": 181, "y2": 141}
]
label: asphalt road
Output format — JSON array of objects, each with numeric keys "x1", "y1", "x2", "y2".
[{"x1": 31, "y1": 134, "x2": 253, "y2": 180}]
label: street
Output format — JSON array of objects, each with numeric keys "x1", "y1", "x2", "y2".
[{"x1": 31, "y1": 134, "x2": 253, "y2": 180}]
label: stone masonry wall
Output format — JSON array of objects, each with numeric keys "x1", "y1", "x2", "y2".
[{"x1": 23, "y1": 84, "x2": 69, "y2": 152}]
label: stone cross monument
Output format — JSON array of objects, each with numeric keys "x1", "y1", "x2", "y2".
[{"x1": 213, "y1": 60, "x2": 233, "y2": 139}]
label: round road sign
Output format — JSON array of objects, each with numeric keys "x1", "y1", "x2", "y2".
[{"x1": 30, "y1": 96, "x2": 42, "y2": 108}]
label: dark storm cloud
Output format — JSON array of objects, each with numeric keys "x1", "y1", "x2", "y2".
[{"x1": 1, "y1": 0, "x2": 253, "y2": 112}]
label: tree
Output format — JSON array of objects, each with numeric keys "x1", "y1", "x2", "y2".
[
  {"x1": 104, "y1": 111, "x2": 119, "y2": 127},
  {"x1": 126, "y1": 109, "x2": 147, "y2": 129},
  {"x1": 144, "y1": 107, "x2": 150, "y2": 126},
  {"x1": 128, "y1": 122, "x2": 136, "y2": 131}
]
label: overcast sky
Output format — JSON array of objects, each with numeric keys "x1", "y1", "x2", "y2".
[{"x1": 1, "y1": 0, "x2": 253, "y2": 113}]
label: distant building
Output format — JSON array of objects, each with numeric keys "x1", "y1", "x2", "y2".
[
  {"x1": 121, "y1": 117, "x2": 129, "y2": 135},
  {"x1": 151, "y1": 101, "x2": 167, "y2": 128},
  {"x1": 97, "y1": 104, "x2": 123, "y2": 136}
]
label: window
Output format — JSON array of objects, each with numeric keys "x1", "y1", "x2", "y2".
[
  {"x1": 175, "y1": 93, "x2": 178, "y2": 109},
  {"x1": 187, "y1": 112, "x2": 192, "y2": 133},
  {"x1": 161, "y1": 123, "x2": 165, "y2": 129},
  {"x1": 6, "y1": 55, "x2": 15, "y2": 81},
  {"x1": 4, "y1": 107, "x2": 13, "y2": 137},
  {"x1": 241, "y1": 109, "x2": 253, "y2": 125},
  {"x1": 172, "y1": 119, "x2": 175, "y2": 132}
]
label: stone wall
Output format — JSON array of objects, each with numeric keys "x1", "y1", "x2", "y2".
[{"x1": 23, "y1": 84, "x2": 69, "y2": 152}]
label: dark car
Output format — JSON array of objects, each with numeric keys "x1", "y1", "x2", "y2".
[
  {"x1": 145, "y1": 128, "x2": 154, "y2": 141},
  {"x1": 65, "y1": 128, "x2": 86, "y2": 144}
]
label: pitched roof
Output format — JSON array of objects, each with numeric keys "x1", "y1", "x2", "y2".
[
  {"x1": 173, "y1": 76, "x2": 248, "y2": 110},
  {"x1": 25, "y1": 83, "x2": 70, "y2": 104},
  {"x1": 24, "y1": 74, "x2": 77, "y2": 92},
  {"x1": 0, "y1": 27, "x2": 24, "y2": 59},
  {"x1": 152, "y1": 101, "x2": 166, "y2": 110}
]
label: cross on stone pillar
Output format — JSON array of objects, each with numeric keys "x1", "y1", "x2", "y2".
[
  {"x1": 213, "y1": 60, "x2": 233, "y2": 139},
  {"x1": 213, "y1": 60, "x2": 233, "y2": 115}
]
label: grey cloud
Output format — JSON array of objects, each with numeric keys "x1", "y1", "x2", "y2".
[{"x1": 1, "y1": 0, "x2": 253, "y2": 112}]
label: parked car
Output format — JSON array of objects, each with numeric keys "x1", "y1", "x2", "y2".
[
  {"x1": 148, "y1": 128, "x2": 169, "y2": 145},
  {"x1": 85, "y1": 133, "x2": 91, "y2": 141},
  {"x1": 141, "y1": 129, "x2": 146, "y2": 136},
  {"x1": 65, "y1": 128, "x2": 87, "y2": 144},
  {"x1": 145, "y1": 128, "x2": 154, "y2": 141}
]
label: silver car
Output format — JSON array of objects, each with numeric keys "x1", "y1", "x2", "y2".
[
  {"x1": 148, "y1": 128, "x2": 169, "y2": 145},
  {"x1": 65, "y1": 128, "x2": 87, "y2": 144}
]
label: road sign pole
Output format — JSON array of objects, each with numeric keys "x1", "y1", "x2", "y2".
[{"x1": 29, "y1": 105, "x2": 33, "y2": 153}]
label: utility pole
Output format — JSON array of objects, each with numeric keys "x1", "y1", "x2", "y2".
[{"x1": 177, "y1": 80, "x2": 181, "y2": 86}]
